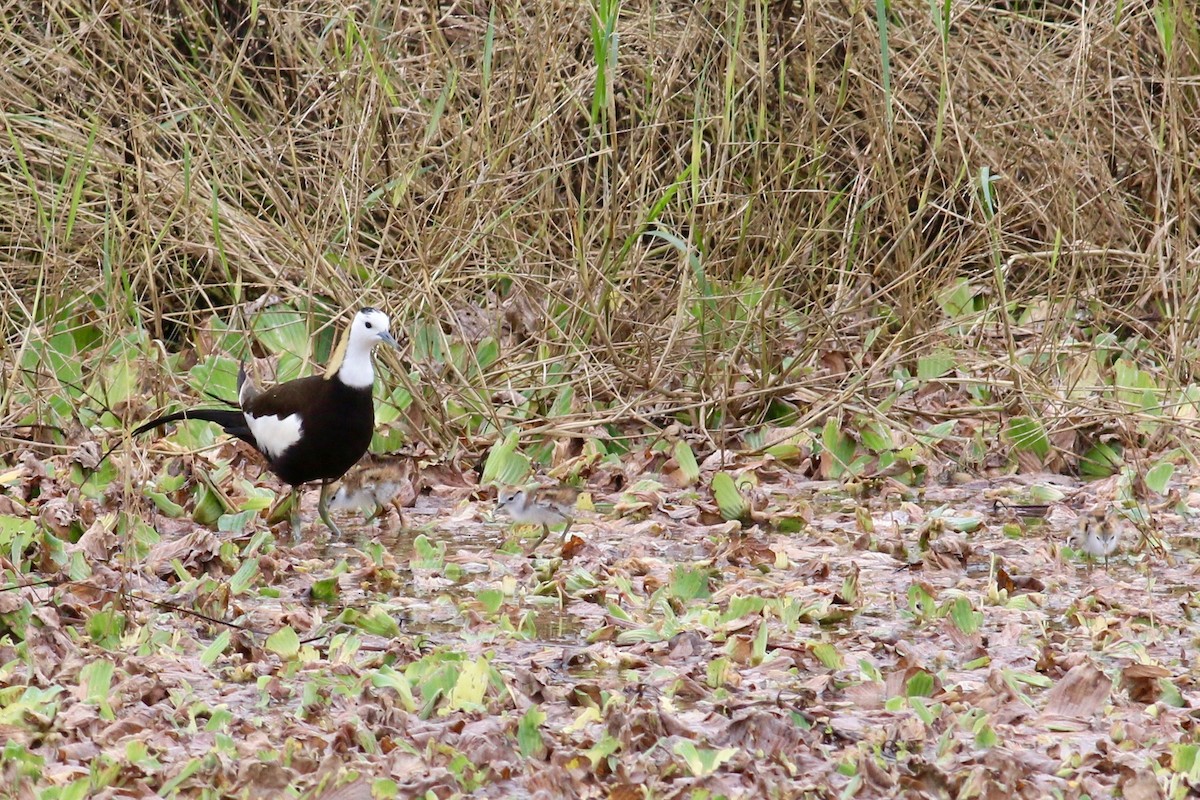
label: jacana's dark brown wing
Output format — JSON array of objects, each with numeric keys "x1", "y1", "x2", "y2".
[{"x1": 239, "y1": 375, "x2": 327, "y2": 419}]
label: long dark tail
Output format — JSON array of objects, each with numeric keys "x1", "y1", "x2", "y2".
[
  {"x1": 93, "y1": 407, "x2": 256, "y2": 475},
  {"x1": 133, "y1": 408, "x2": 256, "y2": 447}
]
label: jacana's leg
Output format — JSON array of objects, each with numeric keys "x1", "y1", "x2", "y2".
[
  {"x1": 288, "y1": 489, "x2": 302, "y2": 542},
  {"x1": 558, "y1": 519, "x2": 574, "y2": 544},
  {"x1": 525, "y1": 523, "x2": 552, "y2": 554},
  {"x1": 318, "y1": 481, "x2": 343, "y2": 537}
]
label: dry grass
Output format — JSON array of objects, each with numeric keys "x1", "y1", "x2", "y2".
[{"x1": 1, "y1": 0, "x2": 1198, "y2": 454}]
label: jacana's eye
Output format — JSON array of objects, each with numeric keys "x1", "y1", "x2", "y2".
[{"x1": 365, "y1": 322, "x2": 373, "y2": 329}]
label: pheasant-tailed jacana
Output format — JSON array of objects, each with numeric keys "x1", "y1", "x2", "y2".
[
  {"x1": 133, "y1": 307, "x2": 398, "y2": 536},
  {"x1": 496, "y1": 484, "x2": 580, "y2": 552},
  {"x1": 330, "y1": 456, "x2": 409, "y2": 527}
]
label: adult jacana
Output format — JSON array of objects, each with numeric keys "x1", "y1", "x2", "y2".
[{"x1": 133, "y1": 307, "x2": 398, "y2": 536}]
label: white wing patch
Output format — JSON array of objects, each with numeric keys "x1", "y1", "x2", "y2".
[{"x1": 245, "y1": 412, "x2": 303, "y2": 459}]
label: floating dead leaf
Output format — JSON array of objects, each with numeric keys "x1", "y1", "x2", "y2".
[
  {"x1": 0, "y1": 493, "x2": 24, "y2": 515},
  {"x1": 861, "y1": 750, "x2": 897, "y2": 789},
  {"x1": 924, "y1": 534, "x2": 972, "y2": 569},
  {"x1": 72, "y1": 514, "x2": 117, "y2": 560},
  {"x1": 458, "y1": 717, "x2": 519, "y2": 767},
  {"x1": 1015, "y1": 447, "x2": 1044, "y2": 474},
  {"x1": 561, "y1": 531, "x2": 587, "y2": 559},
  {"x1": 727, "y1": 635, "x2": 753, "y2": 665},
  {"x1": 69, "y1": 441, "x2": 101, "y2": 470},
  {"x1": 238, "y1": 760, "x2": 296, "y2": 796},
  {"x1": 313, "y1": 778, "x2": 373, "y2": 800},
  {"x1": 995, "y1": 565, "x2": 1017, "y2": 594},
  {"x1": 671, "y1": 674, "x2": 709, "y2": 702},
  {"x1": 1120, "y1": 769, "x2": 1165, "y2": 800},
  {"x1": 1122, "y1": 663, "x2": 1171, "y2": 704},
  {"x1": 1041, "y1": 661, "x2": 1111, "y2": 723},
  {"x1": 796, "y1": 559, "x2": 830, "y2": 580},
  {"x1": 718, "y1": 708, "x2": 807, "y2": 757},
  {"x1": 724, "y1": 534, "x2": 775, "y2": 566},
  {"x1": 38, "y1": 497, "x2": 76, "y2": 538},
  {"x1": 607, "y1": 785, "x2": 643, "y2": 800},
  {"x1": 667, "y1": 630, "x2": 706, "y2": 661},
  {"x1": 0, "y1": 587, "x2": 29, "y2": 614},
  {"x1": 842, "y1": 680, "x2": 886, "y2": 710},
  {"x1": 146, "y1": 528, "x2": 223, "y2": 576}
]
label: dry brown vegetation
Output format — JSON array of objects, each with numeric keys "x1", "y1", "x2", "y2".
[
  {"x1": 2, "y1": 0, "x2": 1200, "y2": 797},
  {"x1": 3, "y1": 0, "x2": 1196, "y2": 422}
]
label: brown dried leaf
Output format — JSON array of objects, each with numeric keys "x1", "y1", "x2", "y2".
[
  {"x1": 313, "y1": 779, "x2": 373, "y2": 800},
  {"x1": 146, "y1": 528, "x2": 223, "y2": 576},
  {"x1": 69, "y1": 441, "x2": 102, "y2": 469},
  {"x1": 1120, "y1": 769, "x2": 1165, "y2": 800},
  {"x1": 1042, "y1": 661, "x2": 1111, "y2": 719},
  {"x1": 1122, "y1": 663, "x2": 1171, "y2": 704},
  {"x1": 38, "y1": 497, "x2": 76, "y2": 538},
  {"x1": 72, "y1": 515, "x2": 117, "y2": 560}
]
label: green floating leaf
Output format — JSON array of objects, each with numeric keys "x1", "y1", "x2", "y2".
[
  {"x1": 95, "y1": 349, "x2": 138, "y2": 408},
  {"x1": 253, "y1": 308, "x2": 311, "y2": 360},
  {"x1": 80, "y1": 660, "x2": 114, "y2": 710},
  {"x1": 481, "y1": 431, "x2": 530, "y2": 486},
  {"x1": 670, "y1": 566, "x2": 711, "y2": 601},
  {"x1": 943, "y1": 516, "x2": 983, "y2": 533},
  {"x1": 1029, "y1": 484, "x2": 1065, "y2": 503},
  {"x1": 342, "y1": 606, "x2": 402, "y2": 638},
  {"x1": 916, "y1": 420, "x2": 956, "y2": 445},
  {"x1": 1171, "y1": 744, "x2": 1200, "y2": 781},
  {"x1": 1114, "y1": 358, "x2": 1158, "y2": 408},
  {"x1": 1081, "y1": 441, "x2": 1123, "y2": 478},
  {"x1": 86, "y1": 609, "x2": 125, "y2": 650},
  {"x1": 517, "y1": 705, "x2": 546, "y2": 758},
  {"x1": 187, "y1": 354, "x2": 240, "y2": 403},
  {"x1": 720, "y1": 595, "x2": 766, "y2": 624},
  {"x1": 144, "y1": 490, "x2": 184, "y2": 517},
  {"x1": 446, "y1": 657, "x2": 491, "y2": 712},
  {"x1": 412, "y1": 534, "x2": 445, "y2": 569},
  {"x1": 975, "y1": 721, "x2": 998, "y2": 748},
  {"x1": 266, "y1": 626, "x2": 300, "y2": 659},
  {"x1": 310, "y1": 577, "x2": 340, "y2": 604},
  {"x1": 1005, "y1": 416, "x2": 1049, "y2": 459},
  {"x1": 857, "y1": 419, "x2": 894, "y2": 453},
  {"x1": 477, "y1": 588, "x2": 504, "y2": 614},
  {"x1": 370, "y1": 665, "x2": 416, "y2": 712},
  {"x1": 917, "y1": 349, "x2": 956, "y2": 380},
  {"x1": 673, "y1": 440, "x2": 700, "y2": 485},
  {"x1": 948, "y1": 596, "x2": 981, "y2": 635},
  {"x1": 938, "y1": 277, "x2": 981, "y2": 319},
  {"x1": 227, "y1": 557, "x2": 259, "y2": 596},
  {"x1": 0, "y1": 686, "x2": 64, "y2": 727},
  {"x1": 1146, "y1": 461, "x2": 1174, "y2": 495},
  {"x1": 810, "y1": 642, "x2": 843, "y2": 670},
  {"x1": 549, "y1": 385, "x2": 575, "y2": 419},
  {"x1": 201, "y1": 631, "x2": 232, "y2": 668},
  {"x1": 821, "y1": 418, "x2": 857, "y2": 479},
  {"x1": 192, "y1": 469, "x2": 233, "y2": 526},
  {"x1": 0, "y1": 516, "x2": 38, "y2": 542},
  {"x1": 906, "y1": 671, "x2": 935, "y2": 697},
  {"x1": 673, "y1": 740, "x2": 738, "y2": 777},
  {"x1": 712, "y1": 471, "x2": 748, "y2": 521},
  {"x1": 1160, "y1": 678, "x2": 1185, "y2": 708}
]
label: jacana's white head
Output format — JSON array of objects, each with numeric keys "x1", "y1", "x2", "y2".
[{"x1": 335, "y1": 307, "x2": 399, "y2": 388}]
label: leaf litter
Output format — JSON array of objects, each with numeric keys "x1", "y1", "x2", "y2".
[{"x1": 1, "y1": 440, "x2": 1198, "y2": 799}]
